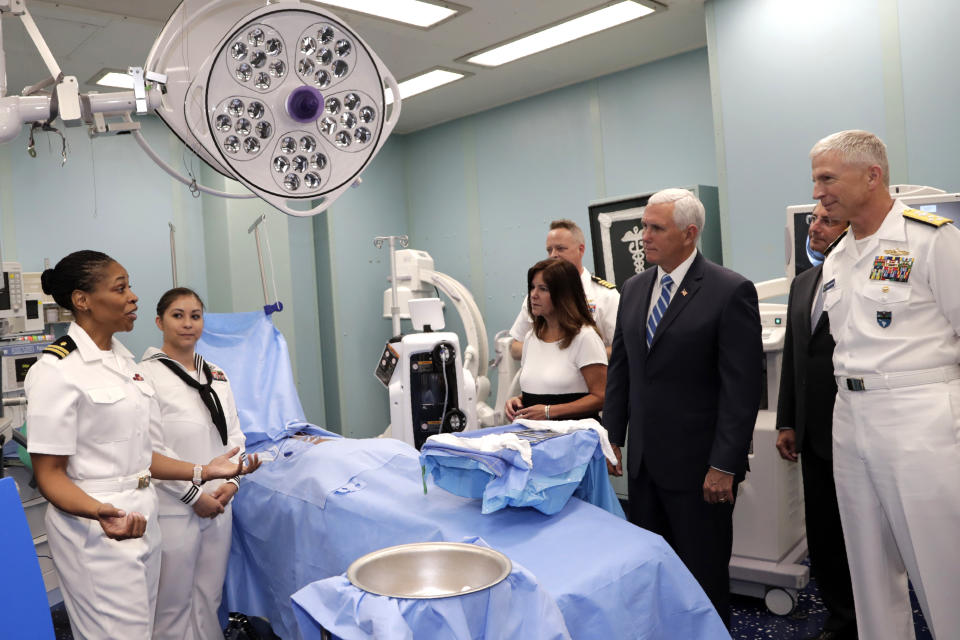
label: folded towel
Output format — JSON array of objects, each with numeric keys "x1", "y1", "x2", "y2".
[
  {"x1": 428, "y1": 432, "x2": 533, "y2": 467},
  {"x1": 515, "y1": 418, "x2": 617, "y2": 465}
]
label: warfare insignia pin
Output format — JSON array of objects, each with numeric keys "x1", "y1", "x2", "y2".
[
  {"x1": 884, "y1": 248, "x2": 910, "y2": 256},
  {"x1": 877, "y1": 311, "x2": 892, "y2": 328}
]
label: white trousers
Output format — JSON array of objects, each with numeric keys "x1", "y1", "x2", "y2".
[
  {"x1": 833, "y1": 380, "x2": 960, "y2": 640},
  {"x1": 47, "y1": 487, "x2": 161, "y2": 640},
  {"x1": 153, "y1": 504, "x2": 232, "y2": 640}
]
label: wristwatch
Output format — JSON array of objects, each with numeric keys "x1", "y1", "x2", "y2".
[{"x1": 192, "y1": 464, "x2": 204, "y2": 486}]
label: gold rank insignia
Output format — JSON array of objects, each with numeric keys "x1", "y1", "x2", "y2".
[
  {"x1": 43, "y1": 336, "x2": 78, "y2": 360},
  {"x1": 591, "y1": 275, "x2": 617, "y2": 289},
  {"x1": 884, "y1": 248, "x2": 910, "y2": 256},
  {"x1": 902, "y1": 209, "x2": 953, "y2": 227}
]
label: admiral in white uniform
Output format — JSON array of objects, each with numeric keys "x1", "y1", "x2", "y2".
[
  {"x1": 812, "y1": 130, "x2": 960, "y2": 640},
  {"x1": 509, "y1": 219, "x2": 619, "y2": 359},
  {"x1": 26, "y1": 252, "x2": 259, "y2": 640},
  {"x1": 140, "y1": 287, "x2": 246, "y2": 640}
]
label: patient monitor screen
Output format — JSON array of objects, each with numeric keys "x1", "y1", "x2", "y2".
[
  {"x1": 0, "y1": 272, "x2": 10, "y2": 311},
  {"x1": 15, "y1": 356, "x2": 36, "y2": 383}
]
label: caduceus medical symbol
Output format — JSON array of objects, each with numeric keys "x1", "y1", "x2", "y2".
[{"x1": 621, "y1": 226, "x2": 645, "y2": 274}]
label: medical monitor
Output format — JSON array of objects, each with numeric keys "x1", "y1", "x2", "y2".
[
  {"x1": 785, "y1": 191, "x2": 960, "y2": 281},
  {"x1": 1, "y1": 342, "x2": 49, "y2": 394}
]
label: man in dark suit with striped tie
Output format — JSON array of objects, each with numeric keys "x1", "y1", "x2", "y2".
[
  {"x1": 604, "y1": 188, "x2": 763, "y2": 626},
  {"x1": 775, "y1": 204, "x2": 857, "y2": 640}
]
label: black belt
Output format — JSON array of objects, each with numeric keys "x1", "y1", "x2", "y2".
[{"x1": 521, "y1": 391, "x2": 600, "y2": 423}]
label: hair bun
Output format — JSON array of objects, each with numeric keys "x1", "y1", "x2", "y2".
[{"x1": 40, "y1": 268, "x2": 57, "y2": 296}]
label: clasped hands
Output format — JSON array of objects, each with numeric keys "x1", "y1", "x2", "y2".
[
  {"x1": 100, "y1": 447, "x2": 261, "y2": 539},
  {"x1": 505, "y1": 396, "x2": 548, "y2": 421}
]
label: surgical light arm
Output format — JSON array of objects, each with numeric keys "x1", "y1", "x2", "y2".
[{"x1": 0, "y1": 0, "x2": 401, "y2": 217}]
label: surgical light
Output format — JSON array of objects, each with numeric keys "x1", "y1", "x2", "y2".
[
  {"x1": 0, "y1": 0, "x2": 401, "y2": 218},
  {"x1": 465, "y1": 1, "x2": 657, "y2": 68}
]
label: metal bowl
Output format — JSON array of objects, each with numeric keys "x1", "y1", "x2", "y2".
[{"x1": 346, "y1": 542, "x2": 512, "y2": 599}]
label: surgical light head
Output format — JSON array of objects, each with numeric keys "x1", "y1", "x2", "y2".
[{"x1": 145, "y1": 0, "x2": 400, "y2": 216}]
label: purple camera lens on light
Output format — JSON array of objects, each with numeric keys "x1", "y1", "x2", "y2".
[{"x1": 286, "y1": 85, "x2": 324, "y2": 123}]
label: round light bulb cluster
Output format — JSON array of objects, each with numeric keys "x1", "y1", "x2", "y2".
[
  {"x1": 271, "y1": 131, "x2": 331, "y2": 192},
  {"x1": 212, "y1": 97, "x2": 275, "y2": 159},
  {"x1": 295, "y1": 22, "x2": 356, "y2": 90},
  {"x1": 317, "y1": 90, "x2": 377, "y2": 151},
  {"x1": 227, "y1": 24, "x2": 289, "y2": 93}
]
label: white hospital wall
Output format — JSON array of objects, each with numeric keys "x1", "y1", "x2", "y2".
[{"x1": 706, "y1": 0, "x2": 960, "y2": 283}]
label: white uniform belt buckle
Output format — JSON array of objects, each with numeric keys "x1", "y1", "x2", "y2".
[{"x1": 137, "y1": 474, "x2": 151, "y2": 489}]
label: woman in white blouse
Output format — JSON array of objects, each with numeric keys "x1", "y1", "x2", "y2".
[
  {"x1": 505, "y1": 259, "x2": 607, "y2": 423},
  {"x1": 140, "y1": 287, "x2": 246, "y2": 640}
]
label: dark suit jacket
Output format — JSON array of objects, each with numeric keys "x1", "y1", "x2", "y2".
[
  {"x1": 604, "y1": 252, "x2": 763, "y2": 491},
  {"x1": 775, "y1": 264, "x2": 838, "y2": 460}
]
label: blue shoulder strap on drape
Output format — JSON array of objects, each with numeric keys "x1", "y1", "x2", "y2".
[{"x1": 197, "y1": 311, "x2": 304, "y2": 446}]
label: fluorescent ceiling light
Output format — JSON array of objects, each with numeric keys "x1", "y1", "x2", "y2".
[
  {"x1": 313, "y1": 0, "x2": 458, "y2": 28},
  {"x1": 89, "y1": 69, "x2": 134, "y2": 89},
  {"x1": 385, "y1": 69, "x2": 465, "y2": 104},
  {"x1": 466, "y1": 1, "x2": 656, "y2": 67}
]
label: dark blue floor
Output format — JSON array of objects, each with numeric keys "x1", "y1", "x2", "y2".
[
  {"x1": 50, "y1": 573, "x2": 933, "y2": 639},
  {"x1": 730, "y1": 572, "x2": 932, "y2": 639}
]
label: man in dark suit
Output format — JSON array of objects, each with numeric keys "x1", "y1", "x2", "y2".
[
  {"x1": 775, "y1": 204, "x2": 857, "y2": 640},
  {"x1": 604, "y1": 188, "x2": 762, "y2": 626}
]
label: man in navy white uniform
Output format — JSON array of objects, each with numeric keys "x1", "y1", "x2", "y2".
[
  {"x1": 812, "y1": 129, "x2": 960, "y2": 639},
  {"x1": 509, "y1": 219, "x2": 619, "y2": 359}
]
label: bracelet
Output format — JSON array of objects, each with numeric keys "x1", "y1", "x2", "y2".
[{"x1": 544, "y1": 405, "x2": 551, "y2": 420}]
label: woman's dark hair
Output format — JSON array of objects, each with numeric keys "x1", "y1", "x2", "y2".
[
  {"x1": 527, "y1": 259, "x2": 598, "y2": 349},
  {"x1": 156, "y1": 287, "x2": 205, "y2": 317},
  {"x1": 40, "y1": 250, "x2": 116, "y2": 312}
]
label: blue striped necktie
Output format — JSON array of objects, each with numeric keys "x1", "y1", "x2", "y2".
[{"x1": 646, "y1": 274, "x2": 674, "y2": 347}]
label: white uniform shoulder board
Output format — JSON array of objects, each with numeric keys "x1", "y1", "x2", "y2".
[
  {"x1": 591, "y1": 275, "x2": 617, "y2": 289},
  {"x1": 903, "y1": 209, "x2": 953, "y2": 228}
]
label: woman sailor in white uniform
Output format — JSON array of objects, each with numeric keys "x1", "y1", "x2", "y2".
[
  {"x1": 140, "y1": 287, "x2": 245, "y2": 640},
  {"x1": 25, "y1": 251, "x2": 260, "y2": 640}
]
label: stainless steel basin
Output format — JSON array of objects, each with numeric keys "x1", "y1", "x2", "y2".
[{"x1": 346, "y1": 542, "x2": 513, "y2": 599}]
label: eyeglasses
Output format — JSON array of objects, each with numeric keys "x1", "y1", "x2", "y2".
[{"x1": 806, "y1": 213, "x2": 843, "y2": 227}]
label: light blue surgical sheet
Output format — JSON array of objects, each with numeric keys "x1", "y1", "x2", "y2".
[{"x1": 202, "y1": 312, "x2": 730, "y2": 640}]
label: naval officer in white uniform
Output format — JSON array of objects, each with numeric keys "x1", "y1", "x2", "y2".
[
  {"x1": 509, "y1": 219, "x2": 619, "y2": 359},
  {"x1": 141, "y1": 287, "x2": 247, "y2": 640},
  {"x1": 812, "y1": 130, "x2": 960, "y2": 639},
  {"x1": 26, "y1": 251, "x2": 259, "y2": 639}
]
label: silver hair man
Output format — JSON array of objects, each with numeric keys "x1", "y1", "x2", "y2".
[
  {"x1": 809, "y1": 129, "x2": 890, "y2": 187},
  {"x1": 648, "y1": 188, "x2": 706, "y2": 232}
]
